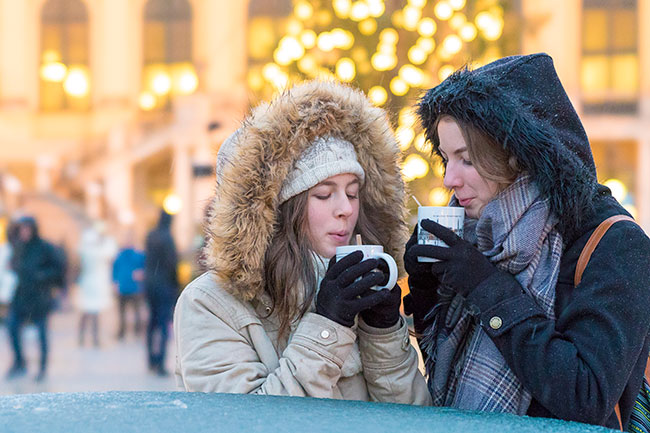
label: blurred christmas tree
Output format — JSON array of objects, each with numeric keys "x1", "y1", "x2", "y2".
[{"x1": 247, "y1": 0, "x2": 520, "y2": 211}]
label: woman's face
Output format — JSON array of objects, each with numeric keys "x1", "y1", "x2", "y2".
[
  {"x1": 437, "y1": 117, "x2": 499, "y2": 219},
  {"x1": 306, "y1": 173, "x2": 360, "y2": 258}
]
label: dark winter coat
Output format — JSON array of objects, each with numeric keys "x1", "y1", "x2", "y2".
[
  {"x1": 464, "y1": 187, "x2": 650, "y2": 429},
  {"x1": 10, "y1": 218, "x2": 61, "y2": 320},
  {"x1": 414, "y1": 53, "x2": 650, "y2": 429},
  {"x1": 144, "y1": 211, "x2": 179, "y2": 306}
]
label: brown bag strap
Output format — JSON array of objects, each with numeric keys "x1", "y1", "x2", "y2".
[
  {"x1": 574, "y1": 215, "x2": 636, "y2": 287},
  {"x1": 573, "y1": 214, "x2": 637, "y2": 431}
]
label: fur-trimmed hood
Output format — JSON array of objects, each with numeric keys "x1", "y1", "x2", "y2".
[
  {"x1": 417, "y1": 53, "x2": 598, "y2": 239},
  {"x1": 205, "y1": 80, "x2": 408, "y2": 301}
]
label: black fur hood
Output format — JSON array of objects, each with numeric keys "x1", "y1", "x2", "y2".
[{"x1": 417, "y1": 53, "x2": 598, "y2": 239}]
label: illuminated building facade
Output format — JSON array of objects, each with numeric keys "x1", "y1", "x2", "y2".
[{"x1": 0, "y1": 0, "x2": 647, "y2": 264}]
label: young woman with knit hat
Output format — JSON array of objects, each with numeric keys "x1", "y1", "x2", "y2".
[
  {"x1": 173, "y1": 80, "x2": 431, "y2": 404},
  {"x1": 403, "y1": 53, "x2": 650, "y2": 429}
]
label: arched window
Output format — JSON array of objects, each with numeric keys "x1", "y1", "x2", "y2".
[
  {"x1": 140, "y1": 0, "x2": 196, "y2": 111},
  {"x1": 39, "y1": 0, "x2": 90, "y2": 111}
]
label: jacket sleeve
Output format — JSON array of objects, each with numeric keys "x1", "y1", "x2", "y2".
[
  {"x1": 465, "y1": 222, "x2": 650, "y2": 425},
  {"x1": 357, "y1": 316, "x2": 432, "y2": 405},
  {"x1": 174, "y1": 284, "x2": 358, "y2": 398}
]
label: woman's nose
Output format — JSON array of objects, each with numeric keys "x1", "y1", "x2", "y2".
[
  {"x1": 443, "y1": 163, "x2": 462, "y2": 190},
  {"x1": 335, "y1": 196, "x2": 354, "y2": 217}
]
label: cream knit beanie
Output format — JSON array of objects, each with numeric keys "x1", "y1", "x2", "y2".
[{"x1": 279, "y1": 136, "x2": 365, "y2": 203}]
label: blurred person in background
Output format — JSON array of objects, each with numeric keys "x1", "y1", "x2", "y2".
[
  {"x1": 144, "y1": 209, "x2": 179, "y2": 376},
  {"x1": 76, "y1": 220, "x2": 117, "y2": 347},
  {"x1": 112, "y1": 230, "x2": 145, "y2": 340},
  {"x1": 0, "y1": 219, "x2": 19, "y2": 321},
  {"x1": 5, "y1": 216, "x2": 63, "y2": 382}
]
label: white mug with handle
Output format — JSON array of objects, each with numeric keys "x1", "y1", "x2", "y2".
[{"x1": 335, "y1": 245, "x2": 398, "y2": 291}]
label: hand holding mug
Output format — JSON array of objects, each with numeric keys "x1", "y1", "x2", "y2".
[{"x1": 316, "y1": 251, "x2": 395, "y2": 327}]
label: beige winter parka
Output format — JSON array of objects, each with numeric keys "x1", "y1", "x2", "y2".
[{"x1": 173, "y1": 80, "x2": 431, "y2": 404}]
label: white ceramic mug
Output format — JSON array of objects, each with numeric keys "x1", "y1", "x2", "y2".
[
  {"x1": 417, "y1": 206, "x2": 465, "y2": 262},
  {"x1": 335, "y1": 245, "x2": 398, "y2": 291}
]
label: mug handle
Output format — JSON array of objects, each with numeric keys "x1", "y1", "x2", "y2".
[{"x1": 374, "y1": 253, "x2": 398, "y2": 290}]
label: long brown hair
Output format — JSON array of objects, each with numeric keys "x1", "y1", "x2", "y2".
[
  {"x1": 263, "y1": 180, "x2": 381, "y2": 339},
  {"x1": 432, "y1": 115, "x2": 520, "y2": 188}
]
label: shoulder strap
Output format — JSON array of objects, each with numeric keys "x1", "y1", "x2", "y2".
[
  {"x1": 574, "y1": 215, "x2": 636, "y2": 287},
  {"x1": 576, "y1": 215, "x2": 644, "y2": 431}
]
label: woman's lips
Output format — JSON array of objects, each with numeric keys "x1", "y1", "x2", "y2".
[
  {"x1": 329, "y1": 232, "x2": 349, "y2": 243},
  {"x1": 458, "y1": 198, "x2": 472, "y2": 207}
]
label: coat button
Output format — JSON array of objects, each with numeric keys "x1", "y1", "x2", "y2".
[
  {"x1": 320, "y1": 330, "x2": 330, "y2": 339},
  {"x1": 489, "y1": 316, "x2": 503, "y2": 330}
]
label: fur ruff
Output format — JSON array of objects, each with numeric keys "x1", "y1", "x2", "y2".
[{"x1": 205, "y1": 80, "x2": 409, "y2": 301}]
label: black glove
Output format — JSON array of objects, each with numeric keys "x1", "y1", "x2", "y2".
[
  {"x1": 402, "y1": 226, "x2": 439, "y2": 323},
  {"x1": 316, "y1": 251, "x2": 394, "y2": 328},
  {"x1": 408, "y1": 219, "x2": 497, "y2": 297},
  {"x1": 360, "y1": 282, "x2": 401, "y2": 328}
]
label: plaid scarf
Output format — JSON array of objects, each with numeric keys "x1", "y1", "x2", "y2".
[{"x1": 423, "y1": 175, "x2": 563, "y2": 414}]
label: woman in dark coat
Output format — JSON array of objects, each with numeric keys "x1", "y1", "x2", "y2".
[
  {"x1": 6, "y1": 216, "x2": 61, "y2": 381},
  {"x1": 404, "y1": 53, "x2": 650, "y2": 430}
]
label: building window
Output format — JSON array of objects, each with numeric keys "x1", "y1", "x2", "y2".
[
  {"x1": 140, "y1": 0, "x2": 196, "y2": 112},
  {"x1": 581, "y1": 0, "x2": 638, "y2": 114},
  {"x1": 591, "y1": 139, "x2": 638, "y2": 218},
  {"x1": 39, "y1": 0, "x2": 90, "y2": 111}
]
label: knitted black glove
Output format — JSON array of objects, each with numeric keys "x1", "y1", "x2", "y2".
[
  {"x1": 360, "y1": 282, "x2": 401, "y2": 328},
  {"x1": 402, "y1": 226, "x2": 439, "y2": 326},
  {"x1": 316, "y1": 251, "x2": 394, "y2": 328},
  {"x1": 408, "y1": 219, "x2": 498, "y2": 297}
]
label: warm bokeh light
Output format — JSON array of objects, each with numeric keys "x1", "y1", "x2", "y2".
[
  {"x1": 163, "y1": 193, "x2": 183, "y2": 215},
  {"x1": 603, "y1": 178, "x2": 628, "y2": 203},
  {"x1": 449, "y1": 0, "x2": 466, "y2": 10},
  {"x1": 350, "y1": 2, "x2": 370, "y2": 21},
  {"x1": 151, "y1": 70, "x2": 172, "y2": 96},
  {"x1": 449, "y1": 12, "x2": 466, "y2": 30},
  {"x1": 359, "y1": 18, "x2": 377, "y2": 35},
  {"x1": 402, "y1": 153, "x2": 429, "y2": 181},
  {"x1": 460, "y1": 22, "x2": 478, "y2": 41},
  {"x1": 333, "y1": 0, "x2": 352, "y2": 18},
  {"x1": 390, "y1": 76, "x2": 409, "y2": 96},
  {"x1": 40, "y1": 62, "x2": 67, "y2": 82},
  {"x1": 294, "y1": 1, "x2": 314, "y2": 20},
  {"x1": 408, "y1": 46, "x2": 427, "y2": 64},
  {"x1": 367, "y1": 0, "x2": 385, "y2": 17},
  {"x1": 442, "y1": 34, "x2": 463, "y2": 55},
  {"x1": 138, "y1": 92, "x2": 156, "y2": 111},
  {"x1": 368, "y1": 85, "x2": 388, "y2": 106},
  {"x1": 300, "y1": 29, "x2": 318, "y2": 48},
  {"x1": 417, "y1": 37, "x2": 436, "y2": 53},
  {"x1": 434, "y1": 2, "x2": 453, "y2": 20},
  {"x1": 379, "y1": 28, "x2": 399, "y2": 45},
  {"x1": 429, "y1": 187, "x2": 450, "y2": 205},
  {"x1": 172, "y1": 64, "x2": 198, "y2": 95},
  {"x1": 63, "y1": 67, "x2": 89, "y2": 97},
  {"x1": 399, "y1": 107, "x2": 417, "y2": 127},
  {"x1": 414, "y1": 132, "x2": 430, "y2": 153},
  {"x1": 417, "y1": 17, "x2": 437, "y2": 37},
  {"x1": 438, "y1": 64, "x2": 456, "y2": 81},
  {"x1": 396, "y1": 125, "x2": 415, "y2": 150},
  {"x1": 335, "y1": 58, "x2": 356, "y2": 81},
  {"x1": 371, "y1": 52, "x2": 397, "y2": 71},
  {"x1": 399, "y1": 64, "x2": 424, "y2": 86},
  {"x1": 403, "y1": 6, "x2": 422, "y2": 31},
  {"x1": 317, "y1": 32, "x2": 336, "y2": 51}
]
